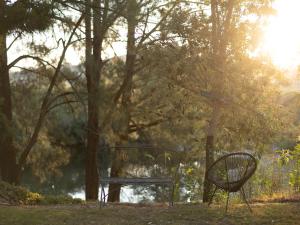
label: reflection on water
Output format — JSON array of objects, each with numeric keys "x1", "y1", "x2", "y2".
[
  {"x1": 70, "y1": 186, "x2": 154, "y2": 203},
  {"x1": 22, "y1": 166, "x2": 158, "y2": 203},
  {"x1": 21, "y1": 146, "x2": 191, "y2": 203}
]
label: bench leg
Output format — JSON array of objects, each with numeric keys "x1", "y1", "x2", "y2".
[{"x1": 169, "y1": 183, "x2": 174, "y2": 207}]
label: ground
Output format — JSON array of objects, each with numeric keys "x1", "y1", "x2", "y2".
[{"x1": 0, "y1": 202, "x2": 299, "y2": 225}]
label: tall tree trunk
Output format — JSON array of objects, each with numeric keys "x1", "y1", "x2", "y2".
[
  {"x1": 85, "y1": 74, "x2": 100, "y2": 200},
  {"x1": 202, "y1": 0, "x2": 234, "y2": 202},
  {"x1": 85, "y1": 0, "x2": 100, "y2": 200},
  {"x1": 107, "y1": 0, "x2": 137, "y2": 202},
  {"x1": 0, "y1": 1, "x2": 19, "y2": 184},
  {"x1": 202, "y1": 0, "x2": 218, "y2": 203},
  {"x1": 202, "y1": 106, "x2": 220, "y2": 202}
]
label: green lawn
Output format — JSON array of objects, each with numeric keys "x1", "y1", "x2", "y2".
[{"x1": 0, "y1": 202, "x2": 299, "y2": 225}]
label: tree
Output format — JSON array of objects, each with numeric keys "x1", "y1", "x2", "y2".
[
  {"x1": 0, "y1": 0, "x2": 52, "y2": 184},
  {"x1": 202, "y1": 0, "x2": 234, "y2": 202},
  {"x1": 84, "y1": 0, "x2": 126, "y2": 200},
  {"x1": 105, "y1": 0, "x2": 179, "y2": 202},
  {"x1": 138, "y1": 0, "x2": 282, "y2": 201},
  {"x1": 107, "y1": 0, "x2": 138, "y2": 202},
  {"x1": 158, "y1": 0, "x2": 279, "y2": 202},
  {"x1": 0, "y1": 0, "x2": 83, "y2": 184}
]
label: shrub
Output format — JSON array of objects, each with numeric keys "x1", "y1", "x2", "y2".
[
  {"x1": 0, "y1": 181, "x2": 84, "y2": 205},
  {"x1": 39, "y1": 195, "x2": 84, "y2": 205},
  {"x1": 0, "y1": 181, "x2": 29, "y2": 204},
  {"x1": 25, "y1": 192, "x2": 43, "y2": 205}
]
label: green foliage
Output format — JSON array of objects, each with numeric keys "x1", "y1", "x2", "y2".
[
  {"x1": 277, "y1": 149, "x2": 291, "y2": 166},
  {"x1": 278, "y1": 144, "x2": 300, "y2": 191},
  {"x1": 179, "y1": 163, "x2": 204, "y2": 202},
  {"x1": 27, "y1": 134, "x2": 70, "y2": 183},
  {"x1": 1, "y1": 0, "x2": 54, "y2": 34},
  {"x1": 11, "y1": 66, "x2": 83, "y2": 184},
  {"x1": 251, "y1": 164, "x2": 276, "y2": 195}
]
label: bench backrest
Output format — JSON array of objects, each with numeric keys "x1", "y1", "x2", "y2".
[{"x1": 99, "y1": 145, "x2": 179, "y2": 179}]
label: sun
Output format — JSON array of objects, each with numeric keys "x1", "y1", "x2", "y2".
[{"x1": 261, "y1": 0, "x2": 300, "y2": 69}]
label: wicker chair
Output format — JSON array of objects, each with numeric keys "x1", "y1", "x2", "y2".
[{"x1": 206, "y1": 152, "x2": 257, "y2": 212}]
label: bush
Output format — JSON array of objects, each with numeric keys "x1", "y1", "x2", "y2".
[
  {"x1": 0, "y1": 181, "x2": 84, "y2": 205},
  {"x1": 39, "y1": 195, "x2": 84, "y2": 205},
  {"x1": 0, "y1": 181, "x2": 29, "y2": 204},
  {"x1": 25, "y1": 192, "x2": 43, "y2": 205}
]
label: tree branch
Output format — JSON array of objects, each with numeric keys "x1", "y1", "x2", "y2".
[
  {"x1": 137, "y1": 1, "x2": 179, "y2": 49},
  {"x1": 18, "y1": 14, "x2": 85, "y2": 169},
  {"x1": 129, "y1": 118, "x2": 165, "y2": 133},
  {"x1": 8, "y1": 55, "x2": 56, "y2": 70},
  {"x1": 45, "y1": 92, "x2": 75, "y2": 109},
  {"x1": 45, "y1": 100, "x2": 80, "y2": 114},
  {"x1": 6, "y1": 32, "x2": 22, "y2": 52}
]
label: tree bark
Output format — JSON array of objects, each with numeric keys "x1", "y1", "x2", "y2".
[
  {"x1": 107, "y1": 146, "x2": 125, "y2": 202},
  {"x1": 0, "y1": 1, "x2": 19, "y2": 184},
  {"x1": 202, "y1": 106, "x2": 220, "y2": 202},
  {"x1": 85, "y1": 0, "x2": 102, "y2": 200}
]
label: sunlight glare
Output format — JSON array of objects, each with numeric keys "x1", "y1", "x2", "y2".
[{"x1": 262, "y1": 0, "x2": 300, "y2": 69}]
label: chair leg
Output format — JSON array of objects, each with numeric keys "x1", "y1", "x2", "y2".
[
  {"x1": 241, "y1": 187, "x2": 252, "y2": 213},
  {"x1": 225, "y1": 191, "x2": 230, "y2": 213},
  {"x1": 208, "y1": 186, "x2": 217, "y2": 207}
]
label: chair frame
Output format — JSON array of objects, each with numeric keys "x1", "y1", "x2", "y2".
[{"x1": 206, "y1": 152, "x2": 257, "y2": 212}]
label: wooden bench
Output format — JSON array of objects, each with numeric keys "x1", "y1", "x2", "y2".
[{"x1": 99, "y1": 177, "x2": 174, "y2": 207}]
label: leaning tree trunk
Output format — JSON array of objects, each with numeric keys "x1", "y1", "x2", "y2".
[
  {"x1": 0, "y1": 1, "x2": 19, "y2": 184},
  {"x1": 107, "y1": 0, "x2": 137, "y2": 202},
  {"x1": 107, "y1": 145, "x2": 126, "y2": 202}
]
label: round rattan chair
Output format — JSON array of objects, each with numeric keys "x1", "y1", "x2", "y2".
[{"x1": 206, "y1": 152, "x2": 257, "y2": 212}]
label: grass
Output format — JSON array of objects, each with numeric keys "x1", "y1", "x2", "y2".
[
  {"x1": 0, "y1": 202, "x2": 299, "y2": 225},
  {"x1": 252, "y1": 192, "x2": 300, "y2": 203}
]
